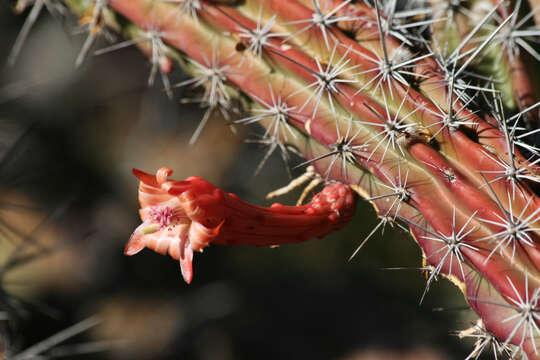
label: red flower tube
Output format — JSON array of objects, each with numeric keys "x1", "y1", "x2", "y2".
[{"x1": 126, "y1": 168, "x2": 357, "y2": 283}]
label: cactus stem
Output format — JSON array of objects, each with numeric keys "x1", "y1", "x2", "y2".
[
  {"x1": 420, "y1": 208, "x2": 479, "y2": 302},
  {"x1": 424, "y1": 87, "x2": 479, "y2": 141},
  {"x1": 350, "y1": 43, "x2": 432, "y2": 99},
  {"x1": 235, "y1": 84, "x2": 298, "y2": 141},
  {"x1": 238, "y1": 11, "x2": 286, "y2": 61},
  {"x1": 367, "y1": 163, "x2": 411, "y2": 221},
  {"x1": 293, "y1": 115, "x2": 366, "y2": 179},
  {"x1": 468, "y1": 273, "x2": 540, "y2": 355},
  {"x1": 359, "y1": 92, "x2": 419, "y2": 164},
  {"x1": 287, "y1": 44, "x2": 360, "y2": 118},
  {"x1": 159, "y1": 0, "x2": 201, "y2": 23},
  {"x1": 479, "y1": 193, "x2": 540, "y2": 264},
  {"x1": 282, "y1": 0, "x2": 357, "y2": 50}
]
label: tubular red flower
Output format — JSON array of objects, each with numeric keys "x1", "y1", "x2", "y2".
[{"x1": 126, "y1": 167, "x2": 357, "y2": 284}]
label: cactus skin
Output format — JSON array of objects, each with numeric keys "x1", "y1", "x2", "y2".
[{"x1": 12, "y1": 0, "x2": 540, "y2": 357}]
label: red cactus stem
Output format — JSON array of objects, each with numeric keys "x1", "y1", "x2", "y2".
[
  {"x1": 465, "y1": 267, "x2": 540, "y2": 357},
  {"x1": 126, "y1": 167, "x2": 357, "y2": 283},
  {"x1": 281, "y1": 0, "x2": 538, "y2": 160},
  {"x1": 202, "y1": 1, "x2": 540, "y2": 205}
]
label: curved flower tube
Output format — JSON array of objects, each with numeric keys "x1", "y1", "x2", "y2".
[{"x1": 126, "y1": 167, "x2": 357, "y2": 283}]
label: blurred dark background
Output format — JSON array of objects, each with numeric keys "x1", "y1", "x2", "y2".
[{"x1": 0, "y1": 3, "x2": 477, "y2": 359}]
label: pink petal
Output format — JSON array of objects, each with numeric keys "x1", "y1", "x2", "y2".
[
  {"x1": 124, "y1": 224, "x2": 147, "y2": 255},
  {"x1": 180, "y1": 243, "x2": 194, "y2": 284}
]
